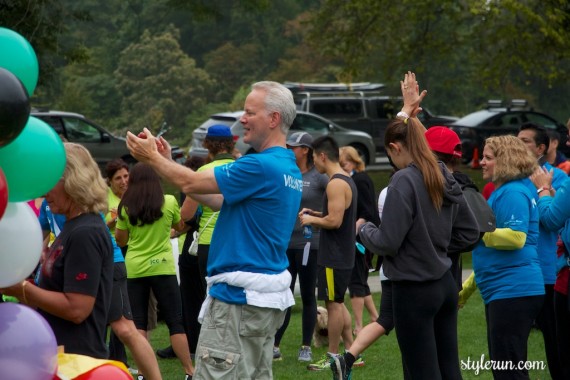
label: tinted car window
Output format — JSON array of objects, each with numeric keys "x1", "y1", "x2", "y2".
[
  {"x1": 37, "y1": 116, "x2": 65, "y2": 135},
  {"x1": 524, "y1": 113, "x2": 558, "y2": 129},
  {"x1": 292, "y1": 114, "x2": 329, "y2": 132},
  {"x1": 311, "y1": 100, "x2": 363, "y2": 118},
  {"x1": 62, "y1": 117, "x2": 101, "y2": 142},
  {"x1": 373, "y1": 99, "x2": 396, "y2": 119}
]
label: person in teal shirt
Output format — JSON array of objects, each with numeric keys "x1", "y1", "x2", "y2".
[{"x1": 474, "y1": 135, "x2": 544, "y2": 379}]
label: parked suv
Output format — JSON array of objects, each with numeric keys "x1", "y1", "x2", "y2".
[
  {"x1": 32, "y1": 109, "x2": 185, "y2": 171},
  {"x1": 288, "y1": 85, "x2": 458, "y2": 155},
  {"x1": 448, "y1": 100, "x2": 570, "y2": 162},
  {"x1": 188, "y1": 110, "x2": 376, "y2": 164}
]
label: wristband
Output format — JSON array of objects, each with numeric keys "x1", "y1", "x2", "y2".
[
  {"x1": 21, "y1": 281, "x2": 28, "y2": 304},
  {"x1": 396, "y1": 111, "x2": 409, "y2": 119},
  {"x1": 537, "y1": 186, "x2": 550, "y2": 194}
]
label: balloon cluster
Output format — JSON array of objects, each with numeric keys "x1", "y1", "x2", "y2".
[{"x1": 0, "y1": 27, "x2": 66, "y2": 380}]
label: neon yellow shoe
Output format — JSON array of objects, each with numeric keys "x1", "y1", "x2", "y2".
[{"x1": 307, "y1": 353, "x2": 333, "y2": 371}]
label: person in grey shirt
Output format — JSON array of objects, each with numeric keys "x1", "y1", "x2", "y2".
[{"x1": 273, "y1": 131, "x2": 328, "y2": 362}]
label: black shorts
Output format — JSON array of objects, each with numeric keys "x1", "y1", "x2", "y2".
[
  {"x1": 376, "y1": 280, "x2": 394, "y2": 334},
  {"x1": 107, "y1": 262, "x2": 133, "y2": 323},
  {"x1": 348, "y1": 251, "x2": 372, "y2": 297},
  {"x1": 317, "y1": 266, "x2": 352, "y2": 303}
]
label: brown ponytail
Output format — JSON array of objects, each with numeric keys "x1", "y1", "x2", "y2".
[{"x1": 385, "y1": 118, "x2": 444, "y2": 210}]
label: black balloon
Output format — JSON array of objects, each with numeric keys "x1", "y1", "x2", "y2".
[{"x1": 0, "y1": 67, "x2": 30, "y2": 148}]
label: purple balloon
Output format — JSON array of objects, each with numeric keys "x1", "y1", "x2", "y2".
[{"x1": 0, "y1": 303, "x2": 58, "y2": 380}]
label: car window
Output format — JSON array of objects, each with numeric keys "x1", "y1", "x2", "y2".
[
  {"x1": 311, "y1": 100, "x2": 363, "y2": 119},
  {"x1": 524, "y1": 113, "x2": 558, "y2": 130},
  {"x1": 291, "y1": 114, "x2": 329, "y2": 132},
  {"x1": 373, "y1": 99, "x2": 396, "y2": 119},
  {"x1": 35, "y1": 116, "x2": 65, "y2": 135},
  {"x1": 62, "y1": 117, "x2": 101, "y2": 142}
]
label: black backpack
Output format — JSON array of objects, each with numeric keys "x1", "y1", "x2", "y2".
[{"x1": 461, "y1": 184, "x2": 496, "y2": 236}]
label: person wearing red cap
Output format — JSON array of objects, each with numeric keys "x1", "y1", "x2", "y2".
[{"x1": 425, "y1": 126, "x2": 481, "y2": 290}]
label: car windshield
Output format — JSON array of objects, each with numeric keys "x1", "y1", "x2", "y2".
[{"x1": 453, "y1": 110, "x2": 497, "y2": 126}]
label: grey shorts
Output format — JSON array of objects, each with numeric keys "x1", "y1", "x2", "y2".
[{"x1": 194, "y1": 299, "x2": 285, "y2": 379}]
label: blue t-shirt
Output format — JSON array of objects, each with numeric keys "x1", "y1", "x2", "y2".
[
  {"x1": 531, "y1": 163, "x2": 567, "y2": 284},
  {"x1": 209, "y1": 147, "x2": 302, "y2": 304},
  {"x1": 38, "y1": 200, "x2": 123, "y2": 264},
  {"x1": 39, "y1": 199, "x2": 66, "y2": 237},
  {"x1": 473, "y1": 178, "x2": 544, "y2": 304}
]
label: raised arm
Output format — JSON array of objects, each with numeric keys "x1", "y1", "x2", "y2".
[{"x1": 126, "y1": 128, "x2": 220, "y2": 195}]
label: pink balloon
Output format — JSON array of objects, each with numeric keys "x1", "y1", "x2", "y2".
[
  {"x1": 0, "y1": 303, "x2": 58, "y2": 380},
  {"x1": 0, "y1": 167, "x2": 6, "y2": 219}
]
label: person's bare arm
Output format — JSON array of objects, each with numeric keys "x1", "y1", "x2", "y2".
[
  {"x1": 190, "y1": 194, "x2": 224, "y2": 211},
  {"x1": 181, "y1": 196, "x2": 199, "y2": 221},
  {"x1": 126, "y1": 128, "x2": 220, "y2": 195},
  {"x1": 115, "y1": 228, "x2": 128, "y2": 247},
  {"x1": 0, "y1": 282, "x2": 96, "y2": 324},
  {"x1": 300, "y1": 179, "x2": 350, "y2": 229}
]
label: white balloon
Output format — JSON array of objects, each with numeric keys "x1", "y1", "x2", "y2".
[{"x1": 0, "y1": 202, "x2": 42, "y2": 287}]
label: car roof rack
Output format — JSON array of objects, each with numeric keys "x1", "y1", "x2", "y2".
[
  {"x1": 487, "y1": 99, "x2": 531, "y2": 111},
  {"x1": 284, "y1": 81, "x2": 385, "y2": 93}
]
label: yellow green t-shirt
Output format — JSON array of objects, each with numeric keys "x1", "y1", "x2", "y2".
[
  {"x1": 197, "y1": 156, "x2": 234, "y2": 245},
  {"x1": 106, "y1": 188, "x2": 121, "y2": 236},
  {"x1": 116, "y1": 194, "x2": 180, "y2": 278}
]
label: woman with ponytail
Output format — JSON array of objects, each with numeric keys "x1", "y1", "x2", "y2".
[{"x1": 353, "y1": 72, "x2": 479, "y2": 380}]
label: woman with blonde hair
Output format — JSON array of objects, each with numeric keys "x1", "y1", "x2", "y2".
[
  {"x1": 351, "y1": 72, "x2": 479, "y2": 380},
  {"x1": 0, "y1": 143, "x2": 114, "y2": 359},
  {"x1": 339, "y1": 146, "x2": 379, "y2": 337},
  {"x1": 474, "y1": 135, "x2": 544, "y2": 379}
]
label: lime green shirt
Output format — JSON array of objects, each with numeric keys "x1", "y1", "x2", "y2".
[
  {"x1": 106, "y1": 188, "x2": 121, "y2": 236},
  {"x1": 117, "y1": 194, "x2": 181, "y2": 278},
  {"x1": 197, "y1": 155, "x2": 234, "y2": 244}
]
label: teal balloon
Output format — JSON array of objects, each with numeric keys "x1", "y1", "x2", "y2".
[
  {"x1": 0, "y1": 117, "x2": 65, "y2": 202},
  {"x1": 0, "y1": 28, "x2": 39, "y2": 97}
]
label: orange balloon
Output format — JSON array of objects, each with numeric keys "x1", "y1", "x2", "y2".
[{"x1": 74, "y1": 364, "x2": 131, "y2": 380}]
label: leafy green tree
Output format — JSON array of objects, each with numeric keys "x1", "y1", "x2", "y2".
[
  {"x1": 115, "y1": 26, "x2": 215, "y2": 135},
  {"x1": 307, "y1": 0, "x2": 570, "y2": 116}
]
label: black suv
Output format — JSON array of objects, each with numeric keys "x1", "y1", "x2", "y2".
[
  {"x1": 448, "y1": 100, "x2": 570, "y2": 162},
  {"x1": 285, "y1": 82, "x2": 458, "y2": 155},
  {"x1": 32, "y1": 110, "x2": 185, "y2": 171}
]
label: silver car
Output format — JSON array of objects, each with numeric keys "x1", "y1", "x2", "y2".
[{"x1": 188, "y1": 110, "x2": 376, "y2": 164}]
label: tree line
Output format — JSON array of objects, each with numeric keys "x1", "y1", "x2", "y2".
[{"x1": 2, "y1": 0, "x2": 569, "y2": 146}]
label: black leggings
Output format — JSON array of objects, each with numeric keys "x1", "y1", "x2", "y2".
[
  {"x1": 274, "y1": 248, "x2": 318, "y2": 347},
  {"x1": 178, "y1": 250, "x2": 205, "y2": 353},
  {"x1": 127, "y1": 274, "x2": 185, "y2": 335},
  {"x1": 485, "y1": 295, "x2": 544, "y2": 380},
  {"x1": 392, "y1": 270, "x2": 461, "y2": 380},
  {"x1": 535, "y1": 285, "x2": 563, "y2": 380}
]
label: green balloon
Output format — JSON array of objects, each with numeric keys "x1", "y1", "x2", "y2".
[
  {"x1": 0, "y1": 28, "x2": 39, "y2": 97},
  {"x1": 0, "y1": 117, "x2": 66, "y2": 202}
]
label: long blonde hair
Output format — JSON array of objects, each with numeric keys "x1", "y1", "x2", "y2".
[
  {"x1": 63, "y1": 143, "x2": 108, "y2": 213},
  {"x1": 385, "y1": 118, "x2": 444, "y2": 210}
]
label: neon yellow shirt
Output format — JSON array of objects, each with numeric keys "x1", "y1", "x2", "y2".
[
  {"x1": 197, "y1": 155, "x2": 234, "y2": 244},
  {"x1": 106, "y1": 188, "x2": 121, "y2": 236},
  {"x1": 117, "y1": 194, "x2": 180, "y2": 278}
]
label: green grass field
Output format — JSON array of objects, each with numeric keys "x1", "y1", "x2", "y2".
[
  {"x1": 145, "y1": 283, "x2": 551, "y2": 379},
  {"x1": 147, "y1": 165, "x2": 552, "y2": 379}
]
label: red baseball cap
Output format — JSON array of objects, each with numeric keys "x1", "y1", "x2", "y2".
[{"x1": 425, "y1": 126, "x2": 462, "y2": 158}]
